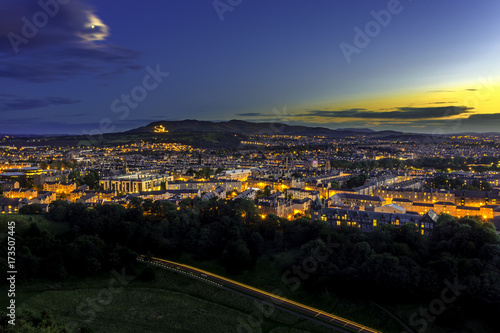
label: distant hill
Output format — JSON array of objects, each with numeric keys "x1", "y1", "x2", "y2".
[
  {"x1": 126, "y1": 119, "x2": 405, "y2": 138},
  {"x1": 335, "y1": 128, "x2": 375, "y2": 133},
  {"x1": 4, "y1": 120, "x2": 461, "y2": 148}
]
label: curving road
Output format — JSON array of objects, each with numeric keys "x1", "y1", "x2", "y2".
[{"x1": 138, "y1": 255, "x2": 382, "y2": 333}]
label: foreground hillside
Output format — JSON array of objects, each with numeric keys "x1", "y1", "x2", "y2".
[
  {"x1": 1, "y1": 199, "x2": 499, "y2": 332},
  {"x1": 10, "y1": 267, "x2": 339, "y2": 333}
]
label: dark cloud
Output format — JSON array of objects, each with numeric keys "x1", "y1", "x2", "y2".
[
  {"x1": 296, "y1": 106, "x2": 473, "y2": 120},
  {"x1": 0, "y1": 0, "x2": 141, "y2": 82},
  {"x1": 465, "y1": 89, "x2": 478, "y2": 91},
  {"x1": 54, "y1": 113, "x2": 90, "y2": 117},
  {"x1": 230, "y1": 111, "x2": 500, "y2": 134},
  {"x1": 461, "y1": 113, "x2": 500, "y2": 124},
  {"x1": 400, "y1": 113, "x2": 500, "y2": 133},
  {"x1": 0, "y1": 94, "x2": 80, "y2": 112},
  {"x1": 0, "y1": 118, "x2": 155, "y2": 135},
  {"x1": 0, "y1": 119, "x2": 88, "y2": 135},
  {"x1": 236, "y1": 112, "x2": 266, "y2": 117},
  {"x1": 427, "y1": 101, "x2": 458, "y2": 104}
]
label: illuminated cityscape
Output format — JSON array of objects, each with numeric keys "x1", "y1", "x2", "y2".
[{"x1": 2, "y1": 1, "x2": 500, "y2": 332}]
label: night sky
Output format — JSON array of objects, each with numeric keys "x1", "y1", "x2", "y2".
[{"x1": 1, "y1": 0, "x2": 500, "y2": 135}]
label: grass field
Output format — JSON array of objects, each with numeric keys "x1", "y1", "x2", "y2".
[
  {"x1": 0, "y1": 214, "x2": 71, "y2": 235},
  {"x1": 14, "y1": 266, "x2": 342, "y2": 333}
]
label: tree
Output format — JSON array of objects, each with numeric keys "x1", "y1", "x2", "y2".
[
  {"x1": 344, "y1": 174, "x2": 369, "y2": 189},
  {"x1": 256, "y1": 186, "x2": 272, "y2": 199},
  {"x1": 0, "y1": 310, "x2": 67, "y2": 332},
  {"x1": 47, "y1": 200, "x2": 71, "y2": 222},
  {"x1": 41, "y1": 252, "x2": 68, "y2": 280},
  {"x1": 248, "y1": 232, "x2": 265, "y2": 263},
  {"x1": 142, "y1": 199, "x2": 154, "y2": 214},
  {"x1": 83, "y1": 170, "x2": 100, "y2": 190},
  {"x1": 480, "y1": 181, "x2": 492, "y2": 191},
  {"x1": 196, "y1": 167, "x2": 212, "y2": 179},
  {"x1": 139, "y1": 267, "x2": 156, "y2": 281},
  {"x1": 220, "y1": 239, "x2": 251, "y2": 274},
  {"x1": 19, "y1": 204, "x2": 43, "y2": 215},
  {"x1": 25, "y1": 223, "x2": 42, "y2": 238},
  {"x1": 68, "y1": 170, "x2": 82, "y2": 185},
  {"x1": 65, "y1": 235, "x2": 105, "y2": 276}
]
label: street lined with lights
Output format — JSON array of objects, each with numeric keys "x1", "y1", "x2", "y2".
[{"x1": 138, "y1": 255, "x2": 381, "y2": 333}]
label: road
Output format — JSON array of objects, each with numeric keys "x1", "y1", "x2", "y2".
[{"x1": 138, "y1": 255, "x2": 382, "y2": 333}]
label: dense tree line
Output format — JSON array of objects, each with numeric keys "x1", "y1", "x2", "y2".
[
  {"x1": 289, "y1": 215, "x2": 500, "y2": 328},
  {"x1": 19, "y1": 204, "x2": 44, "y2": 215},
  {"x1": 1, "y1": 198, "x2": 499, "y2": 328},
  {"x1": 39, "y1": 160, "x2": 76, "y2": 171},
  {"x1": 293, "y1": 216, "x2": 500, "y2": 301},
  {"x1": 0, "y1": 310, "x2": 78, "y2": 333},
  {"x1": 343, "y1": 174, "x2": 369, "y2": 189}
]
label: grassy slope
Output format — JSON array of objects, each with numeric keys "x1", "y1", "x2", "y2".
[
  {"x1": 0, "y1": 214, "x2": 71, "y2": 235},
  {"x1": 3, "y1": 218, "x2": 496, "y2": 332},
  {"x1": 15, "y1": 267, "x2": 338, "y2": 333}
]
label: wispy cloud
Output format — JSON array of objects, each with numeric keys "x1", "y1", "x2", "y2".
[
  {"x1": 0, "y1": 118, "x2": 145, "y2": 135},
  {"x1": 280, "y1": 109, "x2": 500, "y2": 134},
  {"x1": 295, "y1": 106, "x2": 473, "y2": 120},
  {"x1": 462, "y1": 113, "x2": 500, "y2": 124},
  {"x1": 0, "y1": 94, "x2": 80, "y2": 112},
  {"x1": 0, "y1": 0, "x2": 141, "y2": 82},
  {"x1": 427, "y1": 101, "x2": 458, "y2": 104},
  {"x1": 235, "y1": 112, "x2": 266, "y2": 117}
]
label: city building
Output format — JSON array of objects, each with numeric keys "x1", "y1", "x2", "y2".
[
  {"x1": 257, "y1": 193, "x2": 294, "y2": 219},
  {"x1": 234, "y1": 189, "x2": 257, "y2": 200},
  {"x1": 328, "y1": 193, "x2": 385, "y2": 209},
  {"x1": 313, "y1": 207, "x2": 439, "y2": 235},
  {"x1": 287, "y1": 187, "x2": 320, "y2": 200},
  {"x1": 374, "y1": 204, "x2": 406, "y2": 214},
  {"x1": 0, "y1": 198, "x2": 22, "y2": 214},
  {"x1": 0, "y1": 181, "x2": 19, "y2": 191},
  {"x1": 167, "y1": 180, "x2": 241, "y2": 193},
  {"x1": 43, "y1": 181, "x2": 77, "y2": 194},
  {"x1": 3, "y1": 189, "x2": 38, "y2": 200},
  {"x1": 202, "y1": 186, "x2": 227, "y2": 201},
  {"x1": 218, "y1": 169, "x2": 252, "y2": 181},
  {"x1": 32, "y1": 192, "x2": 57, "y2": 205},
  {"x1": 100, "y1": 172, "x2": 172, "y2": 193}
]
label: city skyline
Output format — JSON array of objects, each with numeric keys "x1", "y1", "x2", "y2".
[{"x1": 1, "y1": 0, "x2": 500, "y2": 134}]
